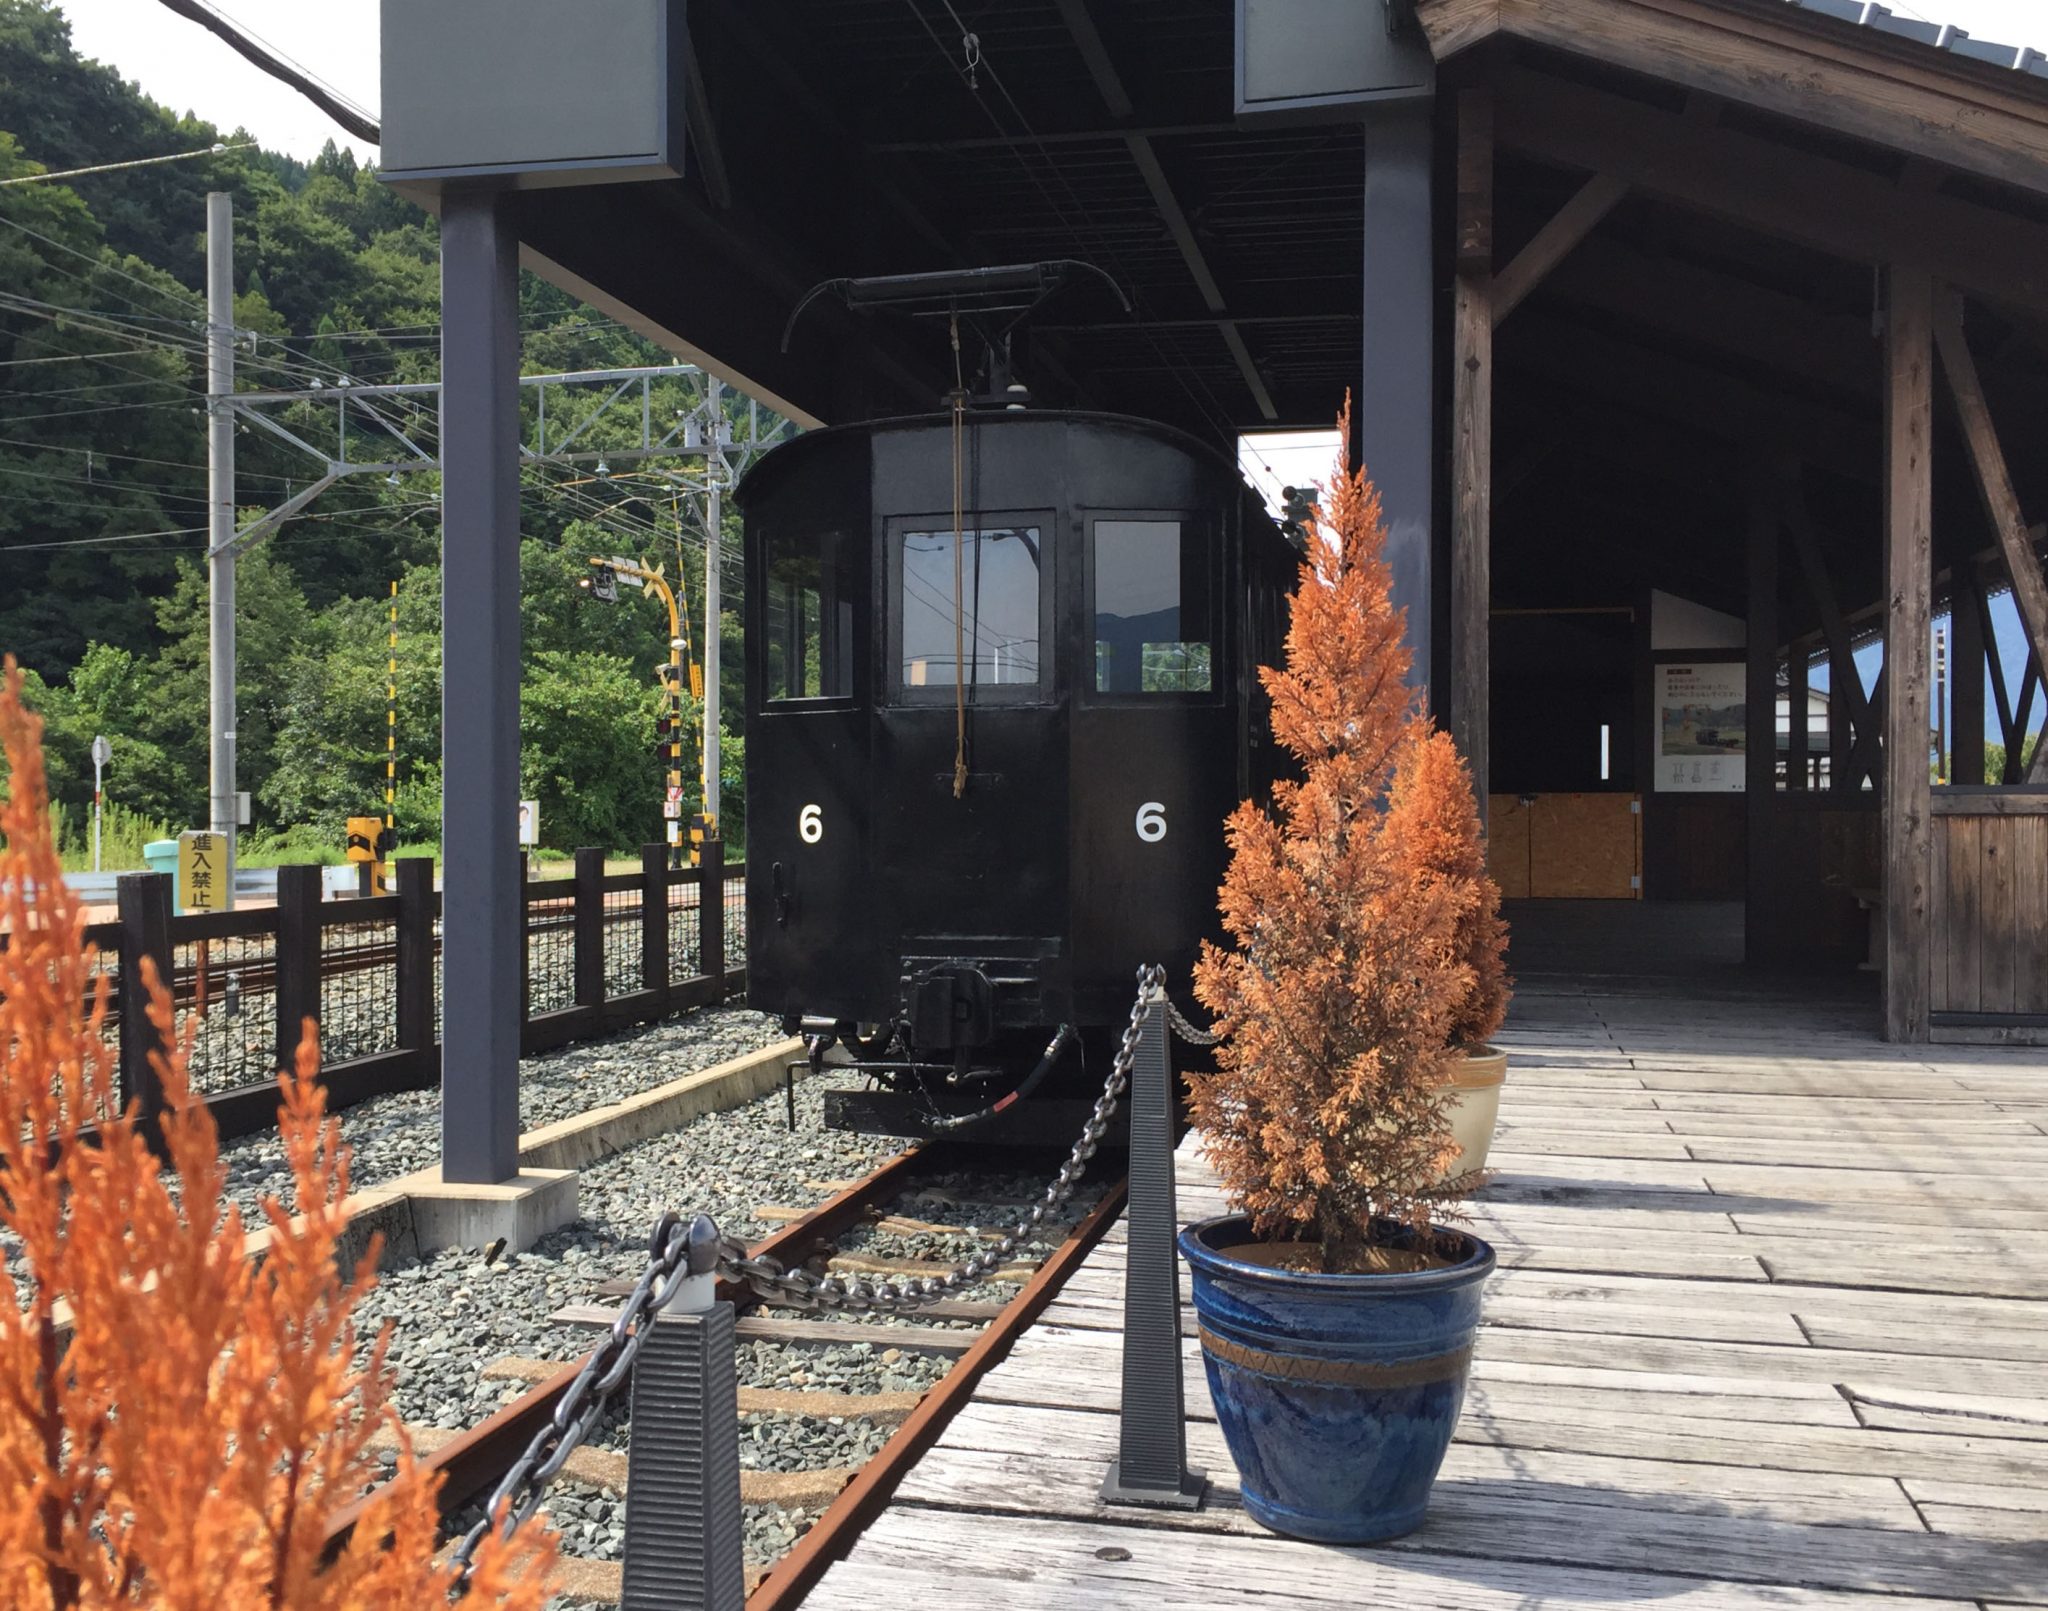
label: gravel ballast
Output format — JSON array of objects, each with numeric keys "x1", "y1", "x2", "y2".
[
  {"x1": 214, "y1": 1003, "x2": 787, "y2": 1226},
  {"x1": 336, "y1": 1045, "x2": 1111, "y2": 1606}
]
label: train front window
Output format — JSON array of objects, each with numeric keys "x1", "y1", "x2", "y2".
[
  {"x1": 1093, "y1": 518, "x2": 1213, "y2": 694},
  {"x1": 897, "y1": 524, "x2": 1043, "y2": 697},
  {"x1": 765, "y1": 527, "x2": 855, "y2": 701}
]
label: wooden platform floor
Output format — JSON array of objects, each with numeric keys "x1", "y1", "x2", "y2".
[{"x1": 807, "y1": 978, "x2": 2048, "y2": 1609}]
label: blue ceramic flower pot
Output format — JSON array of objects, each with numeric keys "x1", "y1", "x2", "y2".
[{"x1": 1179, "y1": 1214, "x2": 1494, "y2": 1543}]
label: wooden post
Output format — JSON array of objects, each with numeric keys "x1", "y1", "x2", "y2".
[
  {"x1": 1951, "y1": 563, "x2": 1988, "y2": 787},
  {"x1": 699, "y1": 838, "x2": 725, "y2": 986},
  {"x1": 1744, "y1": 497, "x2": 1780, "y2": 967},
  {"x1": 1884, "y1": 266, "x2": 1935, "y2": 1044},
  {"x1": 395, "y1": 856, "x2": 436, "y2": 1069},
  {"x1": 573, "y1": 847, "x2": 605, "y2": 1012},
  {"x1": 274, "y1": 864, "x2": 324, "y2": 1071},
  {"x1": 1452, "y1": 87, "x2": 1494, "y2": 821},
  {"x1": 640, "y1": 843, "x2": 669, "y2": 1000},
  {"x1": 116, "y1": 871, "x2": 173, "y2": 1127}
]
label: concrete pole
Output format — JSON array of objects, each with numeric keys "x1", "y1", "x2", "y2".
[
  {"x1": 1359, "y1": 108, "x2": 1439, "y2": 708},
  {"x1": 702, "y1": 378, "x2": 723, "y2": 828},
  {"x1": 439, "y1": 190, "x2": 524, "y2": 1183},
  {"x1": 206, "y1": 191, "x2": 238, "y2": 906}
]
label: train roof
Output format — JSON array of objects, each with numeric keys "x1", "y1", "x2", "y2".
[{"x1": 733, "y1": 406, "x2": 1271, "y2": 514}]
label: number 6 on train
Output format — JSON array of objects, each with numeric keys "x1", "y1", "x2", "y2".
[
  {"x1": 1135, "y1": 801, "x2": 1167, "y2": 843},
  {"x1": 799, "y1": 803, "x2": 824, "y2": 844}
]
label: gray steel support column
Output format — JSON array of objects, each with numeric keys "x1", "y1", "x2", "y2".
[
  {"x1": 1102, "y1": 995, "x2": 1205, "y2": 1508},
  {"x1": 439, "y1": 189, "x2": 523, "y2": 1184},
  {"x1": 1361, "y1": 106, "x2": 1439, "y2": 706}
]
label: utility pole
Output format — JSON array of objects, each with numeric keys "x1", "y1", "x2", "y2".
[
  {"x1": 206, "y1": 191, "x2": 238, "y2": 907},
  {"x1": 703, "y1": 377, "x2": 725, "y2": 831}
]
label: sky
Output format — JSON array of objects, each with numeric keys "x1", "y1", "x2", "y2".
[{"x1": 60, "y1": 0, "x2": 380, "y2": 164}]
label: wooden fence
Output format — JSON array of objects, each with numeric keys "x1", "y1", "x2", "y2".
[
  {"x1": 66, "y1": 845, "x2": 746, "y2": 1143},
  {"x1": 1929, "y1": 793, "x2": 2048, "y2": 1042}
]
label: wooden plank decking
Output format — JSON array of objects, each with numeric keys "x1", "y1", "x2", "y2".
[{"x1": 807, "y1": 978, "x2": 2048, "y2": 1608}]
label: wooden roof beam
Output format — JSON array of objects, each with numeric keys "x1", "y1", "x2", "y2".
[
  {"x1": 1502, "y1": 313, "x2": 1876, "y2": 482},
  {"x1": 1417, "y1": 0, "x2": 2048, "y2": 199},
  {"x1": 1494, "y1": 67, "x2": 2048, "y2": 318},
  {"x1": 1538, "y1": 237, "x2": 1880, "y2": 395}
]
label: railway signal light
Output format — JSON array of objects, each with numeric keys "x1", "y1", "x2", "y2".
[{"x1": 1280, "y1": 484, "x2": 1319, "y2": 547}]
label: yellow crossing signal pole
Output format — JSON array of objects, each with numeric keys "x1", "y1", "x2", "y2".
[{"x1": 585, "y1": 554, "x2": 707, "y2": 866}]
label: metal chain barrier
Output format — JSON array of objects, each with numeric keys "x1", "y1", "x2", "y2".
[
  {"x1": 448, "y1": 1211, "x2": 719, "y2": 1586},
  {"x1": 1164, "y1": 997, "x2": 1221, "y2": 1047},
  {"x1": 448, "y1": 963, "x2": 1179, "y2": 1587}
]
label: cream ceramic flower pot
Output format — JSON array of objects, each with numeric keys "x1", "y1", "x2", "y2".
[{"x1": 1444, "y1": 1045, "x2": 1508, "y2": 1180}]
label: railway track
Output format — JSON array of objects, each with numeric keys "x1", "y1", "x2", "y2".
[{"x1": 326, "y1": 1143, "x2": 1126, "y2": 1606}]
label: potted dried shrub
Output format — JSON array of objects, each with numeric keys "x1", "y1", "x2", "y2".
[
  {"x1": 1182, "y1": 416, "x2": 1496, "y2": 1543},
  {"x1": 1384, "y1": 727, "x2": 1512, "y2": 1179}
]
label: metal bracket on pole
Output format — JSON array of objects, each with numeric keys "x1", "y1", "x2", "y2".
[
  {"x1": 1102, "y1": 990, "x2": 1207, "y2": 1509},
  {"x1": 621, "y1": 1215, "x2": 745, "y2": 1611}
]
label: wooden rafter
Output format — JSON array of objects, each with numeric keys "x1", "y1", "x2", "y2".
[
  {"x1": 1490, "y1": 174, "x2": 1628, "y2": 326},
  {"x1": 1416, "y1": 0, "x2": 2048, "y2": 200},
  {"x1": 1494, "y1": 69, "x2": 2048, "y2": 318},
  {"x1": 1932, "y1": 294, "x2": 2048, "y2": 782}
]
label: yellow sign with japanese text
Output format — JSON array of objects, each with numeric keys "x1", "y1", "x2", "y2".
[{"x1": 177, "y1": 829, "x2": 225, "y2": 912}]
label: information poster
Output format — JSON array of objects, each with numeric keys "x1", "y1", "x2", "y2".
[{"x1": 1654, "y1": 661, "x2": 1746, "y2": 792}]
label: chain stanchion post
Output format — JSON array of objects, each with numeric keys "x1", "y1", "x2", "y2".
[
  {"x1": 1102, "y1": 982, "x2": 1206, "y2": 1508},
  {"x1": 621, "y1": 1214, "x2": 744, "y2": 1611}
]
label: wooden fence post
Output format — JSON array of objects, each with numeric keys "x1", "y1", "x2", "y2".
[
  {"x1": 699, "y1": 838, "x2": 725, "y2": 987},
  {"x1": 395, "y1": 856, "x2": 436, "y2": 1071},
  {"x1": 274, "y1": 864, "x2": 324, "y2": 1071},
  {"x1": 640, "y1": 843, "x2": 668, "y2": 1001},
  {"x1": 116, "y1": 871, "x2": 173, "y2": 1126},
  {"x1": 573, "y1": 847, "x2": 605, "y2": 1012}
]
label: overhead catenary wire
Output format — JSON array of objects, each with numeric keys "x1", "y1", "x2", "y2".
[{"x1": 897, "y1": 0, "x2": 1241, "y2": 443}]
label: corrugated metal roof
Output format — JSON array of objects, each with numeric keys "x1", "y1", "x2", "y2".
[{"x1": 1785, "y1": 0, "x2": 2048, "y2": 79}]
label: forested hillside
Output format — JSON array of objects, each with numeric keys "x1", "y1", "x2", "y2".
[{"x1": 0, "y1": 0, "x2": 751, "y2": 859}]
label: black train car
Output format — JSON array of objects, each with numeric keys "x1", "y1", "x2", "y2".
[{"x1": 738, "y1": 408, "x2": 1298, "y2": 1136}]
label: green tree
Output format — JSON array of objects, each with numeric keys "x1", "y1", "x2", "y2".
[{"x1": 519, "y1": 650, "x2": 658, "y2": 852}]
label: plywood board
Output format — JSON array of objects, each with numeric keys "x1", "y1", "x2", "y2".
[{"x1": 1530, "y1": 792, "x2": 1641, "y2": 898}]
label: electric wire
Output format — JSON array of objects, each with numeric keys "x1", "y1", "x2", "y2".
[{"x1": 897, "y1": 0, "x2": 1241, "y2": 442}]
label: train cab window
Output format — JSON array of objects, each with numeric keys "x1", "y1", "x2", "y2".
[
  {"x1": 765, "y1": 527, "x2": 856, "y2": 701},
  {"x1": 895, "y1": 524, "x2": 1044, "y2": 699},
  {"x1": 1092, "y1": 518, "x2": 1213, "y2": 694}
]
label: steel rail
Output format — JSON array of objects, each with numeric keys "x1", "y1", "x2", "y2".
[
  {"x1": 745, "y1": 1171, "x2": 1128, "y2": 1611},
  {"x1": 319, "y1": 1144, "x2": 940, "y2": 1561}
]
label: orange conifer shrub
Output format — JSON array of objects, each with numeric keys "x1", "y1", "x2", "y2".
[
  {"x1": 1383, "y1": 726, "x2": 1510, "y2": 1049},
  {"x1": 1191, "y1": 407, "x2": 1479, "y2": 1271},
  {"x1": 0, "y1": 658, "x2": 553, "y2": 1609}
]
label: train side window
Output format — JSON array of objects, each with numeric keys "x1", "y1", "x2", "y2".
[
  {"x1": 895, "y1": 524, "x2": 1045, "y2": 698},
  {"x1": 765, "y1": 527, "x2": 855, "y2": 701},
  {"x1": 1092, "y1": 518, "x2": 1213, "y2": 694}
]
